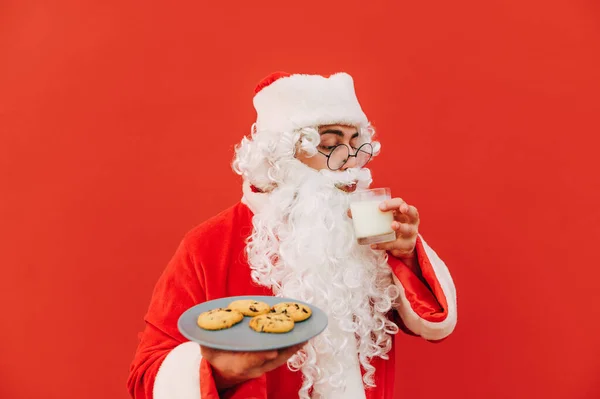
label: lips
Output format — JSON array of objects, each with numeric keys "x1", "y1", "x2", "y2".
[{"x1": 335, "y1": 181, "x2": 358, "y2": 193}]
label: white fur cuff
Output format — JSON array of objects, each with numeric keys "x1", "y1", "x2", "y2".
[
  {"x1": 153, "y1": 341, "x2": 202, "y2": 399},
  {"x1": 393, "y1": 236, "x2": 458, "y2": 341}
]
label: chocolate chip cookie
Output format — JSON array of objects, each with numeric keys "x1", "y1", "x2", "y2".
[
  {"x1": 227, "y1": 299, "x2": 270, "y2": 317},
  {"x1": 249, "y1": 313, "x2": 295, "y2": 333},
  {"x1": 271, "y1": 302, "x2": 312, "y2": 322},
  {"x1": 197, "y1": 308, "x2": 244, "y2": 331}
]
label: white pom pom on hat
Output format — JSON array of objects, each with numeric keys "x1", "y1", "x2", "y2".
[{"x1": 252, "y1": 71, "x2": 369, "y2": 134}]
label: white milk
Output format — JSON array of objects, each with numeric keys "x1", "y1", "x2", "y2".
[{"x1": 350, "y1": 200, "x2": 394, "y2": 241}]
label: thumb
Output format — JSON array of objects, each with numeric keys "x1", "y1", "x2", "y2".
[
  {"x1": 245, "y1": 350, "x2": 278, "y2": 377},
  {"x1": 255, "y1": 350, "x2": 278, "y2": 362},
  {"x1": 262, "y1": 350, "x2": 279, "y2": 360}
]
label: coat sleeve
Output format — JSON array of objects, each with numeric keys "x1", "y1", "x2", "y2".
[
  {"x1": 126, "y1": 238, "x2": 225, "y2": 399},
  {"x1": 389, "y1": 235, "x2": 458, "y2": 341}
]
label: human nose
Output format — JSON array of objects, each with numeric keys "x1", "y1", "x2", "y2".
[{"x1": 340, "y1": 153, "x2": 358, "y2": 170}]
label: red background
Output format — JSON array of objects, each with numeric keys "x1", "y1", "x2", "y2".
[{"x1": 1, "y1": 1, "x2": 599, "y2": 398}]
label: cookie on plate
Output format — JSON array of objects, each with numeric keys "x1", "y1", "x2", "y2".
[
  {"x1": 197, "y1": 308, "x2": 244, "y2": 331},
  {"x1": 249, "y1": 313, "x2": 295, "y2": 334},
  {"x1": 271, "y1": 302, "x2": 312, "y2": 322},
  {"x1": 227, "y1": 299, "x2": 270, "y2": 317}
]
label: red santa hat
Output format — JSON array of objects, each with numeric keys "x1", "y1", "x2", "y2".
[{"x1": 252, "y1": 71, "x2": 369, "y2": 133}]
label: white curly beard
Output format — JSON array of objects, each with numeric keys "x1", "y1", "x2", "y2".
[{"x1": 245, "y1": 160, "x2": 400, "y2": 398}]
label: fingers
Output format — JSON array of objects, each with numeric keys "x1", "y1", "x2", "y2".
[
  {"x1": 404, "y1": 205, "x2": 419, "y2": 224},
  {"x1": 371, "y1": 238, "x2": 416, "y2": 258},
  {"x1": 258, "y1": 343, "x2": 305, "y2": 375},
  {"x1": 201, "y1": 346, "x2": 279, "y2": 372},
  {"x1": 202, "y1": 342, "x2": 308, "y2": 385},
  {"x1": 274, "y1": 343, "x2": 305, "y2": 363},
  {"x1": 240, "y1": 350, "x2": 279, "y2": 379},
  {"x1": 379, "y1": 198, "x2": 409, "y2": 213},
  {"x1": 379, "y1": 199, "x2": 419, "y2": 224},
  {"x1": 258, "y1": 350, "x2": 279, "y2": 362},
  {"x1": 371, "y1": 222, "x2": 417, "y2": 254},
  {"x1": 371, "y1": 239, "x2": 409, "y2": 252},
  {"x1": 391, "y1": 220, "x2": 418, "y2": 238},
  {"x1": 244, "y1": 350, "x2": 281, "y2": 371},
  {"x1": 200, "y1": 345, "x2": 221, "y2": 360}
]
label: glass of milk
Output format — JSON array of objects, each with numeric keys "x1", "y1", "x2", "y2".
[{"x1": 349, "y1": 188, "x2": 396, "y2": 245}]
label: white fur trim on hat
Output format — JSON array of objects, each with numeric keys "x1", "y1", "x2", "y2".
[{"x1": 253, "y1": 72, "x2": 369, "y2": 133}]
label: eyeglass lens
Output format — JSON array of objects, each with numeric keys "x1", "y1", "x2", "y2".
[{"x1": 328, "y1": 143, "x2": 373, "y2": 170}]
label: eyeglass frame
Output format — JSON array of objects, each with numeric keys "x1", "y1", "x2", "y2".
[{"x1": 316, "y1": 142, "x2": 374, "y2": 171}]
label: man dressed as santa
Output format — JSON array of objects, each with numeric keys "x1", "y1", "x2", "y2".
[{"x1": 127, "y1": 71, "x2": 458, "y2": 399}]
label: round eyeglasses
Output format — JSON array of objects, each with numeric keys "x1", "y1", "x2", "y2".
[{"x1": 317, "y1": 142, "x2": 373, "y2": 171}]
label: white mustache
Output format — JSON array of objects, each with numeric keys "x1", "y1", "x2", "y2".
[{"x1": 319, "y1": 167, "x2": 372, "y2": 186}]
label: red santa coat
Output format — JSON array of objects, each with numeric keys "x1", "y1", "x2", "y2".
[{"x1": 127, "y1": 199, "x2": 457, "y2": 399}]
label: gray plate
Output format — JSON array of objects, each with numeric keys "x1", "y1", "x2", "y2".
[{"x1": 178, "y1": 295, "x2": 329, "y2": 352}]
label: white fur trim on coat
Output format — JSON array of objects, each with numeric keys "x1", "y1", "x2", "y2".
[
  {"x1": 153, "y1": 341, "x2": 201, "y2": 399},
  {"x1": 253, "y1": 72, "x2": 369, "y2": 133},
  {"x1": 392, "y1": 235, "x2": 458, "y2": 341}
]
